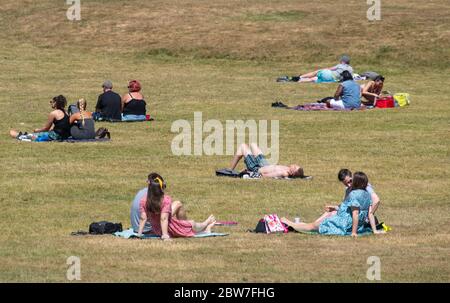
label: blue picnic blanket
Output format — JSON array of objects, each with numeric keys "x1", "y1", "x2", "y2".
[{"x1": 114, "y1": 228, "x2": 229, "y2": 239}]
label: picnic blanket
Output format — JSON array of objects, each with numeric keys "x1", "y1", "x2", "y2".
[
  {"x1": 295, "y1": 230, "x2": 374, "y2": 237},
  {"x1": 17, "y1": 137, "x2": 111, "y2": 143},
  {"x1": 276, "y1": 73, "x2": 366, "y2": 83},
  {"x1": 60, "y1": 138, "x2": 111, "y2": 143},
  {"x1": 272, "y1": 101, "x2": 372, "y2": 111},
  {"x1": 216, "y1": 168, "x2": 313, "y2": 180},
  {"x1": 113, "y1": 228, "x2": 229, "y2": 239}
]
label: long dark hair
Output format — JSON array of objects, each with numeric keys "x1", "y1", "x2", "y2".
[
  {"x1": 146, "y1": 172, "x2": 166, "y2": 214},
  {"x1": 351, "y1": 171, "x2": 368, "y2": 191}
]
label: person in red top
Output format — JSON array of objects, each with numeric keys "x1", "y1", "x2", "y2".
[{"x1": 137, "y1": 173, "x2": 216, "y2": 241}]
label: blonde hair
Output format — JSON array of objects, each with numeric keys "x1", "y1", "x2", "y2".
[{"x1": 77, "y1": 98, "x2": 87, "y2": 126}]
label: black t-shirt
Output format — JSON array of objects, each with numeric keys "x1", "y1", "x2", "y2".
[{"x1": 96, "y1": 91, "x2": 122, "y2": 120}]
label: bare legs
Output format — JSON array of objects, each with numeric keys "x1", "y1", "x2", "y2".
[
  {"x1": 171, "y1": 200, "x2": 188, "y2": 220},
  {"x1": 230, "y1": 143, "x2": 263, "y2": 170},
  {"x1": 172, "y1": 200, "x2": 216, "y2": 234},
  {"x1": 298, "y1": 70, "x2": 319, "y2": 82},
  {"x1": 281, "y1": 217, "x2": 320, "y2": 232},
  {"x1": 281, "y1": 210, "x2": 336, "y2": 233},
  {"x1": 189, "y1": 215, "x2": 216, "y2": 234}
]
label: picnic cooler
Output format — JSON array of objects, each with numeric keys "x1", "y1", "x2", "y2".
[{"x1": 375, "y1": 96, "x2": 395, "y2": 108}]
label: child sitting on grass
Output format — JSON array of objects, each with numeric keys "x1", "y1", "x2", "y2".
[{"x1": 137, "y1": 172, "x2": 216, "y2": 241}]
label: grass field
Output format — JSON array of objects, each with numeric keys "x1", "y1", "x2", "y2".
[{"x1": 0, "y1": 0, "x2": 449, "y2": 282}]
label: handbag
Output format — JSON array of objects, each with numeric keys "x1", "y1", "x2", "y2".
[
  {"x1": 263, "y1": 214, "x2": 288, "y2": 233},
  {"x1": 393, "y1": 93, "x2": 411, "y2": 107}
]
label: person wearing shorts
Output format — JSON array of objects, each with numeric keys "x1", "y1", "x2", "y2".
[{"x1": 230, "y1": 143, "x2": 305, "y2": 178}]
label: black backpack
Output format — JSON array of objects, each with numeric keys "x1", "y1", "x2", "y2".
[
  {"x1": 95, "y1": 127, "x2": 111, "y2": 139},
  {"x1": 89, "y1": 221, "x2": 122, "y2": 234}
]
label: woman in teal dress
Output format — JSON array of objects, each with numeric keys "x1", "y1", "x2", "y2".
[{"x1": 282, "y1": 172, "x2": 374, "y2": 237}]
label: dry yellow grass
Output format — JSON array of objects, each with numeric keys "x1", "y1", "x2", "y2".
[{"x1": 0, "y1": 0, "x2": 449, "y2": 282}]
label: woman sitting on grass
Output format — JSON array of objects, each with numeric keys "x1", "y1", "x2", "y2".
[
  {"x1": 137, "y1": 172, "x2": 216, "y2": 241},
  {"x1": 10, "y1": 95, "x2": 71, "y2": 141},
  {"x1": 121, "y1": 80, "x2": 147, "y2": 121},
  {"x1": 361, "y1": 75, "x2": 385, "y2": 106},
  {"x1": 69, "y1": 98, "x2": 96, "y2": 140},
  {"x1": 281, "y1": 172, "x2": 380, "y2": 237}
]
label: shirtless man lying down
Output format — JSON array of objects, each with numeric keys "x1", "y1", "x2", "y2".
[{"x1": 230, "y1": 143, "x2": 305, "y2": 178}]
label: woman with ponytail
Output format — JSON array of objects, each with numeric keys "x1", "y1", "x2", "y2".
[
  {"x1": 69, "y1": 98, "x2": 96, "y2": 140},
  {"x1": 138, "y1": 173, "x2": 216, "y2": 241}
]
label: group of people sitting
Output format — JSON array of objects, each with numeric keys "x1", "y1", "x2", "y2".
[
  {"x1": 9, "y1": 79, "x2": 148, "y2": 142},
  {"x1": 95, "y1": 80, "x2": 148, "y2": 122},
  {"x1": 295, "y1": 55, "x2": 386, "y2": 110},
  {"x1": 10, "y1": 95, "x2": 96, "y2": 141},
  {"x1": 128, "y1": 167, "x2": 382, "y2": 240}
]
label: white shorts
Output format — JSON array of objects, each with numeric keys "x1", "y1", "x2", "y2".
[{"x1": 329, "y1": 99, "x2": 345, "y2": 110}]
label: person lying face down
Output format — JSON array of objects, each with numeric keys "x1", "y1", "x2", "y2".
[{"x1": 229, "y1": 143, "x2": 305, "y2": 178}]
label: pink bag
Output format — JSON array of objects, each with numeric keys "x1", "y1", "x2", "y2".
[{"x1": 264, "y1": 214, "x2": 288, "y2": 233}]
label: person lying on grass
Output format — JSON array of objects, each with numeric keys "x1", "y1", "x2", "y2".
[
  {"x1": 297, "y1": 55, "x2": 354, "y2": 83},
  {"x1": 137, "y1": 172, "x2": 216, "y2": 241},
  {"x1": 325, "y1": 70, "x2": 362, "y2": 110},
  {"x1": 281, "y1": 172, "x2": 383, "y2": 237},
  {"x1": 230, "y1": 143, "x2": 305, "y2": 178},
  {"x1": 69, "y1": 98, "x2": 96, "y2": 140},
  {"x1": 361, "y1": 75, "x2": 385, "y2": 106},
  {"x1": 9, "y1": 95, "x2": 71, "y2": 142}
]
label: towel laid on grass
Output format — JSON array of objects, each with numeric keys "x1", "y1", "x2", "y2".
[{"x1": 114, "y1": 228, "x2": 229, "y2": 239}]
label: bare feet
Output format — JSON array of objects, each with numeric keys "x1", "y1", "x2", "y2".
[
  {"x1": 204, "y1": 220, "x2": 216, "y2": 234},
  {"x1": 205, "y1": 215, "x2": 216, "y2": 226},
  {"x1": 9, "y1": 129, "x2": 19, "y2": 138}
]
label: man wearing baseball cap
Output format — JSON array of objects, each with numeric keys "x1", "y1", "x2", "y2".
[{"x1": 95, "y1": 80, "x2": 122, "y2": 121}]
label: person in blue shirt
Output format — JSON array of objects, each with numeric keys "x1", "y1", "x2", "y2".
[
  {"x1": 326, "y1": 70, "x2": 361, "y2": 109},
  {"x1": 282, "y1": 172, "x2": 380, "y2": 237},
  {"x1": 130, "y1": 187, "x2": 153, "y2": 233}
]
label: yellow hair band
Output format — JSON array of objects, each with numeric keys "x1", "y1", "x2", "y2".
[{"x1": 154, "y1": 177, "x2": 163, "y2": 190}]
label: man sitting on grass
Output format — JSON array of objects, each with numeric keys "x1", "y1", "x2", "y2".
[{"x1": 230, "y1": 143, "x2": 306, "y2": 178}]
